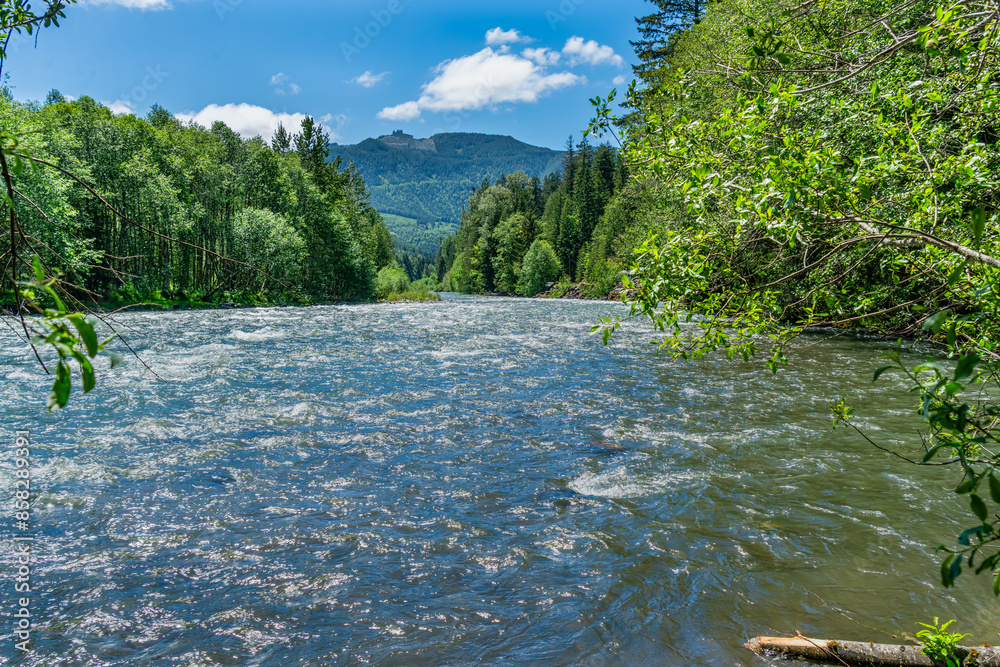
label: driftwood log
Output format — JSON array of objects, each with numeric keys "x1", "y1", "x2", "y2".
[{"x1": 746, "y1": 635, "x2": 1000, "y2": 666}]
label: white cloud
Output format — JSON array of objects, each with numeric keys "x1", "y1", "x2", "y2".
[
  {"x1": 378, "y1": 101, "x2": 421, "y2": 121},
  {"x1": 562, "y1": 36, "x2": 624, "y2": 67},
  {"x1": 102, "y1": 99, "x2": 136, "y2": 115},
  {"x1": 378, "y1": 47, "x2": 584, "y2": 121},
  {"x1": 485, "y1": 27, "x2": 532, "y2": 46},
  {"x1": 289, "y1": 83, "x2": 301, "y2": 95},
  {"x1": 522, "y1": 47, "x2": 560, "y2": 66},
  {"x1": 352, "y1": 71, "x2": 389, "y2": 88},
  {"x1": 613, "y1": 75, "x2": 627, "y2": 85},
  {"x1": 176, "y1": 103, "x2": 319, "y2": 140},
  {"x1": 85, "y1": 0, "x2": 172, "y2": 9},
  {"x1": 270, "y1": 73, "x2": 288, "y2": 86}
]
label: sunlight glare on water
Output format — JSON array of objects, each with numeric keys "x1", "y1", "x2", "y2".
[{"x1": 0, "y1": 294, "x2": 996, "y2": 665}]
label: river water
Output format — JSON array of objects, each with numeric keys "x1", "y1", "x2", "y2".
[{"x1": 0, "y1": 294, "x2": 996, "y2": 665}]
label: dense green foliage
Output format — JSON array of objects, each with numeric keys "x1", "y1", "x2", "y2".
[
  {"x1": 916, "y1": 617, "x2": 968, "y2": 667},
  {"x1": 380, "y1": 213, "x2": 455, "y2": 261},
  {"x1": 329, "y1": 131, "x2": 564, "y2": 254},
  {"x1": 516, "y1": 239, "x2": 563, "y2": 297},
  {"x1": 2, "y1": 94, "x2": 394, "y2": 305},
  {"x1": 592, "y1": 0, "x2": 1000, "y2": 592},
  {"x1": 373, "y1": 265, "x2": 410, "y2": 299},
  {"x1": 373, "y1": 265, "x2": 440, "y2": 302},
  {"x1": 436, "y1": 139, "x2": 628, "y2": 295}
]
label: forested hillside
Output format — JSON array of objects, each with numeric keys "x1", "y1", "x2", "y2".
[
  {"x1": 1, "y1": 92, "x2": 394, "y2": 306},
  {"x1": 435, "y1": 140, "x2": 628, "y2": 296},
  {"x1": 329, "y1": 131, "x2": 564, "y2": 254}
]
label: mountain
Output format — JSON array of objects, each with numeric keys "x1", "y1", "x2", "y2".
[{"x1": 329, "y1": 131, "x2": 565, "y2": 255}]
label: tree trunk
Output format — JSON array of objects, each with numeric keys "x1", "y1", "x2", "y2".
[{"x1": 746, "y1": 636, "x2": 1000, "y2": 666}]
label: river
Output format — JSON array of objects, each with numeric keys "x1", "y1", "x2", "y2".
[{"x1": 0, "y1": 294, "x2": 996, "y2": 665}]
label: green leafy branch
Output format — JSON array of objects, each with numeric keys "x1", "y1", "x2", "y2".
[
  {"x1": 874, "y1": 329, "x2": 1000, "y2": 594},
  {"x1": 22, "y1": 256, "x2": 121, "y2": 411},
  {"x1": 0, "y1": 1, "x2": 76, "y2": 61}
]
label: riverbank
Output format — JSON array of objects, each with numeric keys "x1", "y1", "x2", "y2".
[
  {"x1": 72, "y1": 287, "x2": 440, "y2": 314},
  {"x1": 535, "y1": 281, "x2": 635, "y2": 302}
]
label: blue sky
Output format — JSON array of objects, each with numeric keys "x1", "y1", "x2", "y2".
[{"x1": 4, "y1": 0, "x2": 651, "y2": 149}]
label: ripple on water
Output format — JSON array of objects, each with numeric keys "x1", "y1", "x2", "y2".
[{"x1": 0, "y1": 297, "x2": 996, "y2": 666}]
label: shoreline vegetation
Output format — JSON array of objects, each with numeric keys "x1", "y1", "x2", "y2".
[
  {"x1": 591, "y1": 0, "x2": 1000, "y2": 601},
  {"x1": 0, "y1": 91, "x2": 405, "y2": 314}
]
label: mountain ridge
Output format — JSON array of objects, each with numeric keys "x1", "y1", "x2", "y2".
[{"x1": 329, "y1": 131, "x2": 565, "y2": 254}]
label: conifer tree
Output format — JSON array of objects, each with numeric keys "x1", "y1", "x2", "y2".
[
  {"x1": 294, "y1": 116, "x2": 331, "y2": 182},
  {"x1": 631, "y1": 0, "x2": 710, "y2": 82},
  {"x1": 271, "y1": 122, "x2": 291, "y2": 154}
]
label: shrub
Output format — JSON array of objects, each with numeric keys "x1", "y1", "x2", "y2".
[
  {"x1": 374, "y1": 266, "x2": 410, "y2": 300},
  {"x1": 516, "y1": 240, "x2": 562, "y2": 297}
]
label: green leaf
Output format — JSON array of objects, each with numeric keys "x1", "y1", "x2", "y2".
[
  {"x1": 975, "y1": 552, "x2": 999, "y2": 574},
  {"x1": 971, "y1": 494, "x2": 988, "y2": 522},
  {"x1": 994, "y1": 572, "x2": 1000, "y2": 596},
  {"x1": 989, "y1": 474, "x2": 1000, "y2": 504},
  {"x1": 922, "y1": 442, "x2": 950, "y2": 463},
  {"x1": 71, "y1": 349, "x2": 96, "y2": 394},
  {"x1": 971, "y1": 207, "x2": 986, "y2": 244},
  {"x1": 922, "y1": 310, "x2": 951, "y2": 334},
  {"x1": 947, "y1": 260, "x2": 968, "y2": 287},
  {"x1": 954, "y1": 353, "x2": 980, "y2": 382},
  {"x1": 46, "y1": 360, "x2": 72, "y2": 412},
  {"x1": 80, "y1": 357, "x2": 95, "y2": 393},
  {"x1": 941, "y1": 554, "x2": 956, "y2": 587},
  {"x1": 958, "y1": 525, "x2": 983, "y2": 546},
  {"x1": 914, "y1": 361, "x2": 946, "y2": 376},
  {"x1": 956, "y1": 476, "x2": 977, "y2": 494},
  {"x1": 783, "y1": 190, "x2": 796, "y2": 209},
  {"x1": 42, "y1": 283, "x2": 66, "y2": 315},
  {"x1": 68, "y1": 315, "x2": 99, "y2": 358},
  {"x1": 33, "y1": 255, "x2": 44, "y2": 283},
  {"x1": 773, "y1": 53, "x2": 790, "y2": 65},
  {"x1": 873, "y1": 365, "x2": 894, "y2": 381},
  {"x1": 109, "y1": 352, "x2": 124, "y2": 369},
  {"x1": 603, "y1": 327, "x2": 610, "y2": 345}
]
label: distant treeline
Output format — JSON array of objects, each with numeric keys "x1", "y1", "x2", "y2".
[
  {"x1": 3, "y1": 90, "x2": 395, "y2": 305},
  {"x1": 435, "y1": 139, "x2": 633, "y2": 297}
]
